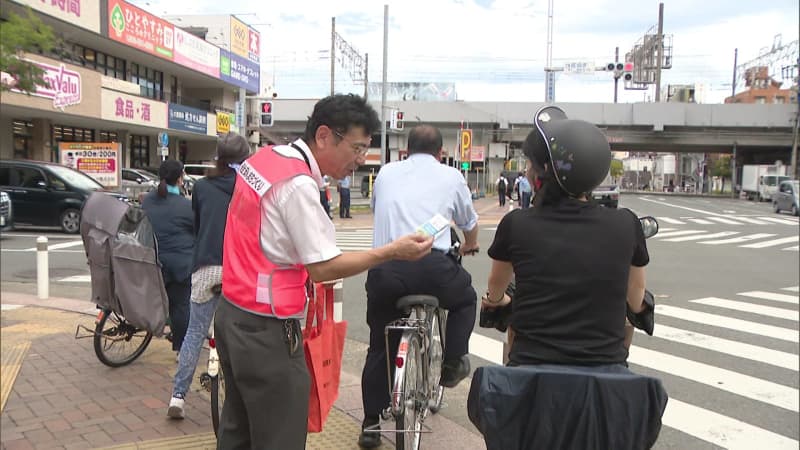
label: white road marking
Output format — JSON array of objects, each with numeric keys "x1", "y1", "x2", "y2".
[
  {"x1": 638, "y1": 324, "x2": 798, "y2": 371},
  {"x1": 738, "y1": 291, "x2": 799, "y2": 305},
  {"x1": 740, "y1": 236, "x2": 799, "y2": 249},
  {"x1": 627, "y1": 346, "x2": 798, "y2": 412},
  {"x1": 690, "y1": 297, "x2": 799, "y2": 322},
  {"x1": 731, "y1": 217, "x2": 771, "y2": 225},
  {"x1": 58, "y1": 275, "x2": 92, "y2": 283},
  {"x1": 700, "y1": 233, "x2": 776, "y2": 245},
  {"x1": 723, "y1": 210, "x2": 737, "y2": 214},
  {"x1": 687, "y1": 218, "x2": 715, "y2": 225},
  {"x1": 657, "y1": 217, "x2": 686, "y2": 225},
  {"x1": 781, "y1": 286, "x2": 799, "y2": 293},
  {"x1": 706, "y1": 216, "x2": 744, "y2": 225},
  {"x1": 757, "y1": 217, "x2": 800, "y2": 226},
  {"x1": 656, "y1": 305, "x2": 798, "y2": 342},
  {"x1": 663, "y1": 232, "x2": 738, "y2": 242},
  {"x1": 662, "y1": 399, "x2": 799, "y2": 450},
  {"x1": 640, "y1": 198, "x2": 738, "y2": 217},
  {"x1": 654, "y1": 230, "x2": 706, "y2": 239},
  {"x1": 0, "y1": 304, "x2": 24, "y2": 311},
  {"x1": 468, "y1": 332, "x2": 505, "y2": 366},
  {"x1": 22, "y1": 240, "x2": 83, "y2": 251},
  {"x1": 784, "y1": 246, "x2": 799, "y2": 251}
]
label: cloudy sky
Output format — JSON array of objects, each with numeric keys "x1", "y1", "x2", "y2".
[{"x1": 134, "y1": 0, "x2": 798, "y2": 103}]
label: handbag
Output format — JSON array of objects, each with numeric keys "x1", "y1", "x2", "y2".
[{"x1": 303, "y1": 282, "x2": 347, "y2": 432}]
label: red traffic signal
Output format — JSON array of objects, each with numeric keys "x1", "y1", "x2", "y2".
[
  {"x1": 261, "y1": 101, "x2": 273, "y2": 114},
  {"x1": 397, "y1": 111, "x2": 404, "y2": 120}
]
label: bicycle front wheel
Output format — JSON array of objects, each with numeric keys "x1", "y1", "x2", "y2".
[
  {"x1": 394, "y1": 332, "x2": 423, "y2": 450},
  {"x1": 210, "y1": 371, "x2": 225, "y2": 437},
  {"x1": 428, "y1": 309, "x2": 446, "y2": 414},
  {"x1": 93, "y1": 309, "x2": 152, "y2": 367}
]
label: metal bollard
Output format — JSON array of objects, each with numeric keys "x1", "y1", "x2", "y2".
[
  {"x1": 333, "y1": 279, "x2": 344, "y2": 322},
  {"x1": 36, "y1": 236, "x2": 49, "y2": 299}
]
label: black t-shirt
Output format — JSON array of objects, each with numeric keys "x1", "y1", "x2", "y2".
[{"x1": 488, "y1": 199, "x2": 649, "y2": 366}]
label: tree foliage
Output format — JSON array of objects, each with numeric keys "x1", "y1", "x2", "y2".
[
  {"x1": 711, "y1": 155, "x2": 732, "y2": 192},
  {"x1": 0, "y1": 7, "x2": 56, "y2": 94},
  {"x1": 609, "y1": 159, "x2": 624, "y2": 182}
]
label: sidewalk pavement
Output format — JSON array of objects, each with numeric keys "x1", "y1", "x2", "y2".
[{"x1": 0, "y1": 290, "x2": 486, "y2": 449}]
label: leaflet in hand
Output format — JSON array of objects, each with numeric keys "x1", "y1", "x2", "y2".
[{"x1": 417, "y1": 213, "x2": 449, "y2": 237}]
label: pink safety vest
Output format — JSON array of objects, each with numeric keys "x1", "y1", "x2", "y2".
[{"x1": 221, "y1": 145, "x2": 312, "y2": 318}]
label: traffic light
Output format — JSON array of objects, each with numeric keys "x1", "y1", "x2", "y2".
[
  {"x1": 605, "y1": 62, "x2": 624, "y2": 79},
  {"x1": 461, "y1": 161, "x2": 470, "y2": 171},
  {"x1": 622, "y1": 62, "x2": 634, "y2": 81},
  {"x1": 260, "y1": 101, "x2": 273, "y2": 127},
  {"x1": 395, "y1": 111, "x2": 404, "y2": 130}
]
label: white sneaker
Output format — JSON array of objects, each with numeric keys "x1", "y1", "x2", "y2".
[{"x1": 167, "y1": 396, "x2": 185, "y2": 419}]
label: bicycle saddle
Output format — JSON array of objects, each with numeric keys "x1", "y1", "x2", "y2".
[{"x1": 396, "y1": 295, "x2": 439, "y2": 312}]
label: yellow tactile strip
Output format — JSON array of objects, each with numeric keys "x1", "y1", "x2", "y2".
[
  {"x1": 99, "y1": 407, "x2": 371, "y2": 450},
  {"x1": 0, "y1": 341, "x2": 31, "y2": 412}
]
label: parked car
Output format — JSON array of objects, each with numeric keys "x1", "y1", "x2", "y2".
[
  {"x1": 0, "y1": 190, "x2": 13, "y2": 232},
  {"x1": 0, "y1": 160, "x2": 128, "y2": 233},
  {"x1": 773, "y1": 180, "x2": 799, "y2": 216},
  {"x1": 592, "y1": 184, "x2": 620, "y2": 208},
  {"x1": 183, "y1": 164, "x2": 214, "y2": 195},
  {"x1": 121, "y1": 168, "x2": 158, "y2": 187}
]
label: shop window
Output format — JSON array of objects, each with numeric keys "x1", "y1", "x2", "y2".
[
  {"x1": 98, "y1": 131, "x2": 119, "y2": 143},
  {"x1": 130, "y1": 135, "x2": 151, "y2": 168},
  {"x1": 53, "y1": 125, "x2": 94, "y2": 143},
  {"x1": 131, "y1": 63, "x2": 164, "y2": 100},
  {"x1": 12, "y1": 120, "x2": 33, "y2": 159}
]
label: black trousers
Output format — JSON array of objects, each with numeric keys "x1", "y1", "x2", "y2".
[
  {"x1": 214, "y1": 298, "x2": 310, "y2": 450},
  {"x1": 165, "y1": 277, "x2": 190, "y2": 352},
  {"x1": 498, "y1": 189, "x2": 506, "y2": 206},
  {"x1": 319, "y1": 190, "x2": 331, "y2": 217},
  {"x1": 361, "y1": 251, "x2": 477, "y2": 416},
  {"x1": 339, "y1": 188, "x2": 351, "y2": 218}
]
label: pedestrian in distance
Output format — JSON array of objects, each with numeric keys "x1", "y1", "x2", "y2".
[
  {"x1": 167, "y1": 133, "x2": 251, "y2": 420},
  {"x1": 215, "y1": 94, "x2": 433, "y2": 450},
  {"x1": 320, "y1": 175, "x2": 333, "y2": 219},
  {"x1": 141, "y1": 159, "x2": 193, "y2": 358},
  {"x1": 339, "y1": 174, "x2": 353, "y2": 218},
  {"x1": 496, "y1": 174, "x2": 508, "y2": 207}
]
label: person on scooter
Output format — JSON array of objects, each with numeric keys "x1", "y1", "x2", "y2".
[{"x1": 475, "y1": 106, "x2": 664, "y2": 450}]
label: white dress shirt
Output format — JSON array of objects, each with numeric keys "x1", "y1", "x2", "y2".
[
  {"x1": 372, "y1": 153, "x2": 478, "y2": 252},
  {"x1": 258, "y1": 139, "x2": 342, "y2": 266}
]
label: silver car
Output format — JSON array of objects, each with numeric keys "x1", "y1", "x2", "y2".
[{"x1": 773, "y1": 180, "x2": 799, "y2": 216}]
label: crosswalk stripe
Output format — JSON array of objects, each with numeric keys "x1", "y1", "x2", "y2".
[
  {"x1": 662, "y1": 399, "x2": 799, "y2": 450},
  {"x1": 738, "y1": 291, "x2": 799, "y2": 305},
  {"x1": 740, "y1": 236, "x2": 799, "y2": 249},
  {"x1": 757, "y1": 217, "x2": 800, "y2": 225},
  {"x1": 700, "y1": 233, "x2": 776, "y2": 245},
  {"x1": 656, "y1": 305, "x2": 798, "y2": 342},
  {"x1": 784, "y1": 245, "x2": 799, "y2": 251},
  {"x1": 657, "y1": 217, "x2": 686, "y2": 225},
  {"x1": 781, "y1": 286, "x2": 800, "y2": 293},
  {"x1": 690, "y1": 297, "x2": 799, "y2": 322},
  {"x1": 59, "y1": 275, "x2": 91, "y2": 283},
  {"x1": 687, "y1": 218, "x2": 715, "y2": 225},
  {"x1": 705, "y1": 216, "x2": 744, "y2": 225},
  {"x1": 468, "y1": 332, "x2": 505, "y2": 366},
  {"x1": 658, "y1": 227, "x2": 677, "y2": 233},
  {"x1": 662, "y1": 231, "x2": 738, "y2": 242},
  {"x1": 628, "y1": 346, "x2": 798, "y2": 412},
  {"x1": 731, "y1": 217, "x2": 771, "y2": 225},
  {"x1": 638, "y1": 324, "x2": 798, "y2": 371},
  {"x1": 654, "y1": 230, "x2": 706, "y2": 239},
  {"x1": 22, "y1": 240, "x2": 83, "y2": 251}
]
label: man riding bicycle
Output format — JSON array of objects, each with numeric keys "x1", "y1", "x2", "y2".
[{"x1": 358, "y1": 125, "x2": 479, "y2": 449}]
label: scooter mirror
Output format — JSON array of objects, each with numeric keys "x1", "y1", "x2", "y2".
[{"x1": 640, "y1": 216, "x2": 659, "y2": 239}]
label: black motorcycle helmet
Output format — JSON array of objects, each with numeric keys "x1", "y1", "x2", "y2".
[{"x1": 523, "y1": 106, "x2": 612, "y2": 197}]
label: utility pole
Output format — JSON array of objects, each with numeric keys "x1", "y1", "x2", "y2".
[
  {"x1": 614, "y1": 47, "x2": 620, "y2": 103},
  {"x1": 364, "y1": 53, "x2": 369, "y2": 100},
  {"x1": 654, "y1": 2, "x2": 664, "y2": 102},
  {"x1": 731, "y1": 48, "x2": 738, "y2": 99},
  {"x1": 791, "y1": 56, "x2": 800, "y2": 179},
  {"x1": 330, "y1": 17, "x2": 335, "y2": 95},
  {"x1": 544, "y1": 0, "x2": 555, "y2": 102},
  {"x1": 380, "y1": 5, "x2": 388, "y2": 167}
]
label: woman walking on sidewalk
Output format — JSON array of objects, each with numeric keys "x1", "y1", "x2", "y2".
[
  {"x1": 142, "y1": 160, "x2": 193, "y2": 359},
  {"x1": 167, "y1": 134, "x2": 250, "y2": 419}
]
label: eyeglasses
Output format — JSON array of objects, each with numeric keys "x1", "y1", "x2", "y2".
[{"x1": 333, "y1": 130, "x2": 371, "y2": 156}]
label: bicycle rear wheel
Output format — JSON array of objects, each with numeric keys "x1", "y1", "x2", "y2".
[
  {"x1": 93, "y1": 309, "x2": 152, "y2": 367},
  {"x1": 428, "y1": 309, "x2": 446, "y2": 414},
  {"x1": 395, "y1": 332, "x2": 423, "y2": 450},
  {"x1": 210, "y1": 370, "x2": 225, "y2": 437}
]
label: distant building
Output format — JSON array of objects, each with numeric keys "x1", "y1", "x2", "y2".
[{"x1": 725, "y1": 66, "x2": 796, "y2": 104}]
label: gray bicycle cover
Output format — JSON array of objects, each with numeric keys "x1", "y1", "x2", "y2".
[{"x1": 80, "y1": 192, "x2": 168, "y2": 336}]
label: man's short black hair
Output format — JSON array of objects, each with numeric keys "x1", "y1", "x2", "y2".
[
  {"x1": 304, "y1": 94, "x2": 380, "y2": 142},
  {"x1": 407, "y1": 125, "x2": 443, "y2": 156}
]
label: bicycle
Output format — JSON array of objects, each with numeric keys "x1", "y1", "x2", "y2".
[
  {"x1": 198, "y1": 319, "x2": 224, "y2": 437},
  {"x1": 365, "y1": 231, "x2": 473, "y2": 450}
]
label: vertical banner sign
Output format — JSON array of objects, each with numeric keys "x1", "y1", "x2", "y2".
[
  {"x1": 460, "y1": 129, "x2": 473, "y2": 163},
  {"x1": 230, "y1": 16, "x2": 250, "y2": 59}
]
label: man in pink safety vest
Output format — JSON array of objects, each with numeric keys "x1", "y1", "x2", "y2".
[{"x1": 215, "y1": 94, "x2": 433, "y2": 450}]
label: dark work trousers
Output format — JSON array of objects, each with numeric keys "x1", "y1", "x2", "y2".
[
  {"x1": 319, "y1": 190, "x2": 332, "y2": 218},
  {"x1": 361, "y1": 251, "x2": 477, "y2": 416},
  {"x1": 214, "y1": 297, "x2": 310, "y2": 450},
  {"x1": 165, "y1": 277, "x2": 190, "y2": 352},
  {"x1": 521, "y1": 191, "x2": 532, "y2": 209},
  {"x1": 498, "y1": 187, "x2": 506, "y2": 206},
  {"x1": 339, "y1": 188, "x2": 351, "y2": 218}
]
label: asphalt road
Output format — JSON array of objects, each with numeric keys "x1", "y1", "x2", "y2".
[{"x1": 1, "y1": 194, "x2": 798, "y2": 449}]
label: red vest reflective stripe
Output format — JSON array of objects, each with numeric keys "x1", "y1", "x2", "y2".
[{"x1": 222, "y1": 145, "x2": 312, "y2": 318}]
